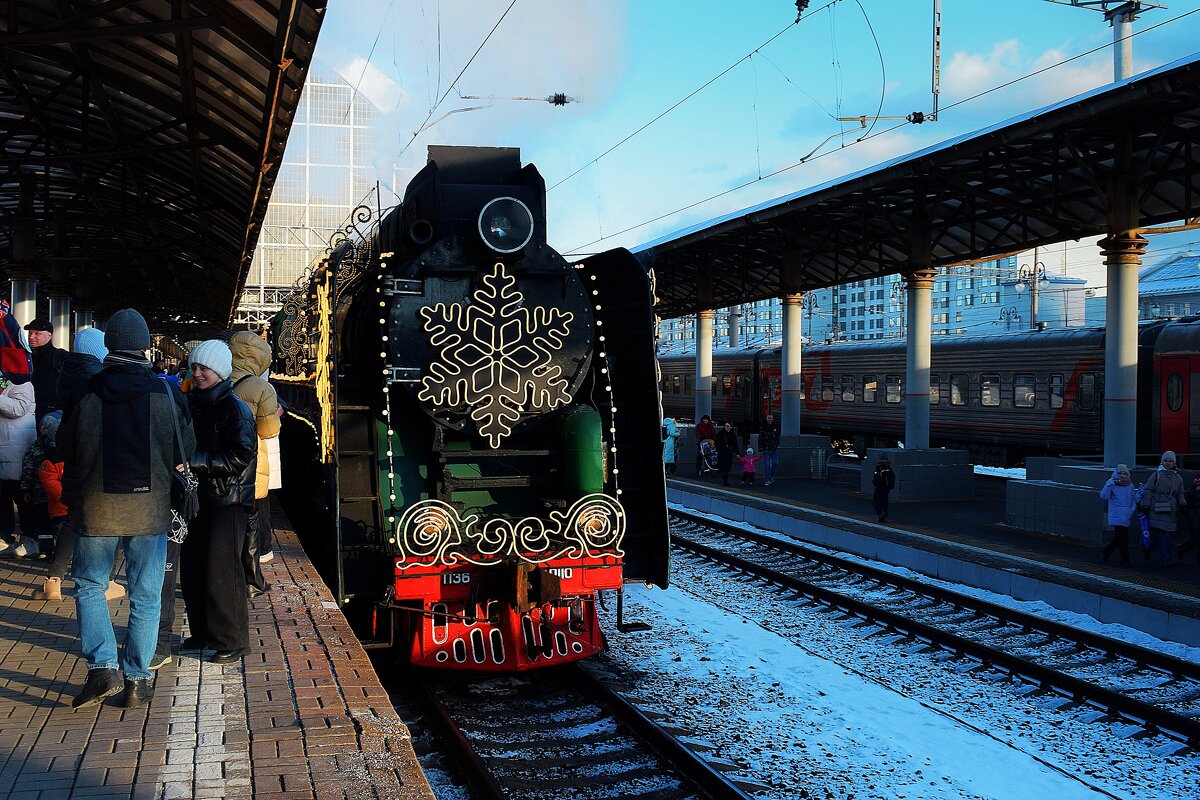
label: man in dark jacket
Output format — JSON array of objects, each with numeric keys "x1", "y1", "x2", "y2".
[
  {"x1": 759, "y1": 413, "x2": 780, "y2": 487},
  {"x1": 25, "y1": 317, "x2": 66, "y2": 423},
  {"x1": 59, "y1": 309, "x2": 195, "y2": 709},
  {"x1": 714, "y1": 421, "x2": 739, "y2": 487}
]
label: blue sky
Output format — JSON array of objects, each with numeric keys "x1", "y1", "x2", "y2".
[{"x1": 311, "y1": 1, "x2": 1200, "y2": 268}]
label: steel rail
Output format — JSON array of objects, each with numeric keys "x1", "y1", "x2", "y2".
[
  {"x1": 567, "y1": 664, "x2": 755, "y2": 800},
  {"x1": 671, "y1": 523, "x2": 1200, "y2": 748},
  {"x1": 411, "y1": 666, "x2": 755, "y2": 800},
  {"x1": 671, "y1": 509, "x2": 1200, "y2": 681},
  {"x1": 410, "y1": 678, "x2": 510, "y2": 800}
]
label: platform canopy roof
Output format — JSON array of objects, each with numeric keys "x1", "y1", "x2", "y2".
[
  {"x1": 0, "y1": 0, "x2": 327, "y2": 336},
  {"x1": 635, "y1": 52, "x2": 1200, "y2": 320}
]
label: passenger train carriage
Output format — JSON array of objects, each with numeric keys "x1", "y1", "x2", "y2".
[
  {"x1": 660, "y1": 319, "x2": 1200, "y2": 465},
  {"x1": 272, "y1": 146, "x2": 669, "y2": 671}
]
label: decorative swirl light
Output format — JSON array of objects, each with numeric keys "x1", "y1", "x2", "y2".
[{"x1": 394, "y1": 493, "x2": 625, "y2": 567}]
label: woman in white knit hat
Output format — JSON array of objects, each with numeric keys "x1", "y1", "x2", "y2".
[{"x1": 178, "y1": 340, "x2": 257, "y2": 664}]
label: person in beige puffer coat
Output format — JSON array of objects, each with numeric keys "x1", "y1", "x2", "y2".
[{"x1": 228, "y1": 331, "x2": 280, "y2": 594}]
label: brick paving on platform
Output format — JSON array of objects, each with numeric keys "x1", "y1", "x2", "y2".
[{"x1": 0, "y1": 518, "x2": 434, "y2": 800}]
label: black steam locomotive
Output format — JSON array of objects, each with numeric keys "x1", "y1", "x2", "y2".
[{"x1": 272, "y1": 146, "x2": 669, "y2": 670}]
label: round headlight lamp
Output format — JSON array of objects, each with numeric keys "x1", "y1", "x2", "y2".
[{"x1": 477, "y1": 197, "x2": 534, "y2": 253}]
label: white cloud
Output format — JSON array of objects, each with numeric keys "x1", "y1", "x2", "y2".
[
  {"x1": 334, "y1": 56, "x2": 403, "y2": 112},
  {"x1": 943, "y1": 39, "x2": 1022, "y2": 99}
]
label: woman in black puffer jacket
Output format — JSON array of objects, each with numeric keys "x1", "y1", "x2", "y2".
[{"x1": 180, "y1": 340, "x2": 257, "y2": 663}]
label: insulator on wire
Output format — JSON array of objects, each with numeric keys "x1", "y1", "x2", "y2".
[{"x1": 907, "y1": 111, "x2": 926, "y2": 124}]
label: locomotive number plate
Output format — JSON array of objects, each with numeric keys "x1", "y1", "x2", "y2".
[{"x1": 441, "y1": 572, "x2": 472, "y2": 585}]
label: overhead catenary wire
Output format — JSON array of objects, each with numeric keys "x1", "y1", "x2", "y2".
[
  {"x1": 342, "y1": 0, "x2": 397, "y2": 124},
  {"x1": 396, "y1": 0, "x2": 519, "y2": 161},
  {"x1": 547, "y1": 0, "x2": 844, "y2": 194},
  {"x1": 563, "y1": 6, "x2": 1200, "y2": 256}
]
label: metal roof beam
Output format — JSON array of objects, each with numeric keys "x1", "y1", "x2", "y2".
[
  {"x1": 0, "y1": 16, "x2": 217, "y2": 47},
  {"x1": 0, "y1": 137, "x2": 209, "y2": 166}
]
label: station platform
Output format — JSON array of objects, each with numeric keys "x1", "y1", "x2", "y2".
[
  {"x1": 0, "y1": 518, "x2": 433, "y2": 800},
  {"x1": 669, "y1": 464, "x2": 1200, "y2": 647}
]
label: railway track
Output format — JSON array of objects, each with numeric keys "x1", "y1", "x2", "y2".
[
  {"x1": 412, "y1": 663, "x2": 756, "y2": 800},
  {"x1": 669, "y1": 508, "x2": 1200, "y2": 751}
]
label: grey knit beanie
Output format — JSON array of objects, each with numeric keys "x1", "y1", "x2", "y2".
[
  {"x1": 189, "y1": 339, "x2": 233, "y2": 381},
  {"x1": 104, "y1": 308, "x2": 150, "y2": 351}
]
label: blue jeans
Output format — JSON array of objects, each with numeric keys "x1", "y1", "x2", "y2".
[
  {"x1": 72, "y1": 533, "x2": 167, "y2": 681},
  {"x1": 762, "y1": 450, "x2": 778, "y2": 483}
]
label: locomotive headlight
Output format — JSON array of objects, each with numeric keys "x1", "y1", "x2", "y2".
[{"x1": 478, "y1": 196, "x2": 534, "y2": 253}]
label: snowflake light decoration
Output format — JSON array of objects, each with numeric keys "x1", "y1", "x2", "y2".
[{"x1": 418, "y1": 263, "x2": 575, "y2": 448}]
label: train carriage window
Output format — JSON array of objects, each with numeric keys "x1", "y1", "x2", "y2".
[
  {"x1": 683, "y1": 375, "x2": 691, "y2": 394},
  {"x1": 798, "y1": 376, "x2": 806, "y2": 401},
  {"x1": 1050, "y1": 375, "x2": 1064, "y2": 409},
  {"x1": 950, "y1": 374, "x2": 968, "y2": 406},
  {"x1": 662, "y1": 377, "x2": 670, "y2": 394},
  {"x1": 1014, "y1": 374, "x2": 1036, "y2": 408},
  {"x1": 886, "y1": 375, "x2": 902, "y2": 404},
  {"x1": 863, "y1": 375, "x2": 878, "y2": 403},
  {"x1": 1167, "y1": 373, "x2": 1184, "y2": 412},
  {"x1": 841, "y1": 376, "x2": 855, "y2": 402},
  {"x1": 981, "y1": 375, "x2": 1001, "y2": 407},
  {"x1": 722, "y1": 375, "x2": 732, "y2": 396},
  {"x1": 821, "y1": 376, "x2": 834, "y2": 402},
  {"x1": 930, "y1": 375, "x2": 940, "y2": 405},
  {"x1": 672, "y1": 375, "x2": 681, "y2": 394},
  {"x1": 737, "y1": 375, "x2": 751, "y2": 399},
  {"x1": 1078, "y1": 373, "x2": 1097, "y2": 411}
]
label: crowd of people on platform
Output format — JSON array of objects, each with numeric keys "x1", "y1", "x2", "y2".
[
  {"x1": 0, "y1": 305, "x2": 283, "y2": 710},
  {"x1": 667, "y1": 413, "x2": 781, "y2": 487},
  {"x1": 1100, "y1": 451, "x2": 1200, "y2": 568}
]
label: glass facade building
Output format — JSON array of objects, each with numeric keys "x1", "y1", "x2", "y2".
[{"x1": 236, "y1": 71, "x2": 386, "y2": 326}]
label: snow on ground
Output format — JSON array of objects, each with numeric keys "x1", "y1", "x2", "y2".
[
  {"x1": 597, "y1": 563, "x2": 1198, "y2": 800},
  {"x1": 671, "y1": 502, "x2": 1200, "y2": 665},
  {"x1": 974, "y1": 465, "x2": 1027, "y2": 479}
]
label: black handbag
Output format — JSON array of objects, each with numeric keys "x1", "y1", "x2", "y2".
[{"x1": 162, "y1": 384, "x2": 199, "y2": 520}]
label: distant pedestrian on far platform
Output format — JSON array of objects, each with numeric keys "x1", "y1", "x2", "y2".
[
  {"x1": 736, "y1": 447, "x2": 761, "y2": 485},
  {"x1": 695, "y1": 414, "x2": 715, "y2": 476},
  {"x1": 872, "y1": 454, "x2": 896, "y2": 523},
  {"x1": 759, "y1": 413, "x2": 780, "y2": 486},
  {"x1": 1137, "y1": 451, "x2": 1185, "y2": 565},
  {"x1": 1100, "y1": 464, "x2": 1136, "y2": 566},
  {"x1": 661, "y1": 416, "x2": 679, "y2": 476},
  {"x1": 714, "y1": 421, "x2": 738, "y2": 486}
]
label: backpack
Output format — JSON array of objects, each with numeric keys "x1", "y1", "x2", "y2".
[{"x1": 0, "y1": 310, "x2": 31, "y2": 380}]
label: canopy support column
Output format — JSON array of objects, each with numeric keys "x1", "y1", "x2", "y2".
[
  {"x1": 904, "y1": 268, "x2": 936, "y2": 450},
  {"x1": 694, "y1": 309, "x2": 714, "y2": 423},
  {"x1": 74, "y1": 307, "x2": 95, "y2": 333},
  {"x1": 1102, "y1": 234, "x2": 1145, "y2": 467},
  {"x1": 781, "y1": 293, "x2": 804, "y2": 437},
  {"x1": 9, "y1": 271, "x2": 37, "y2": 332},
  {"x1": 49, "y1": 294, "x2": 71, "y2": 350}
]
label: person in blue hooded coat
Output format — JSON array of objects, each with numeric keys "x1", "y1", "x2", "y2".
[{"x1": 1100, "y1": 464, "x2": 1136, "y2": 566}]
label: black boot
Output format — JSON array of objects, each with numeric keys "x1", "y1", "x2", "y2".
[
  {"x1": 72, "y1": 668, "x2": 121, "y2": 709},
  {"x1": 242, "y1": 507, "x2": 269, "y2": 593},
  {"x1": 122, "y1": 678, "x2": 154, "y2": 708}
]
